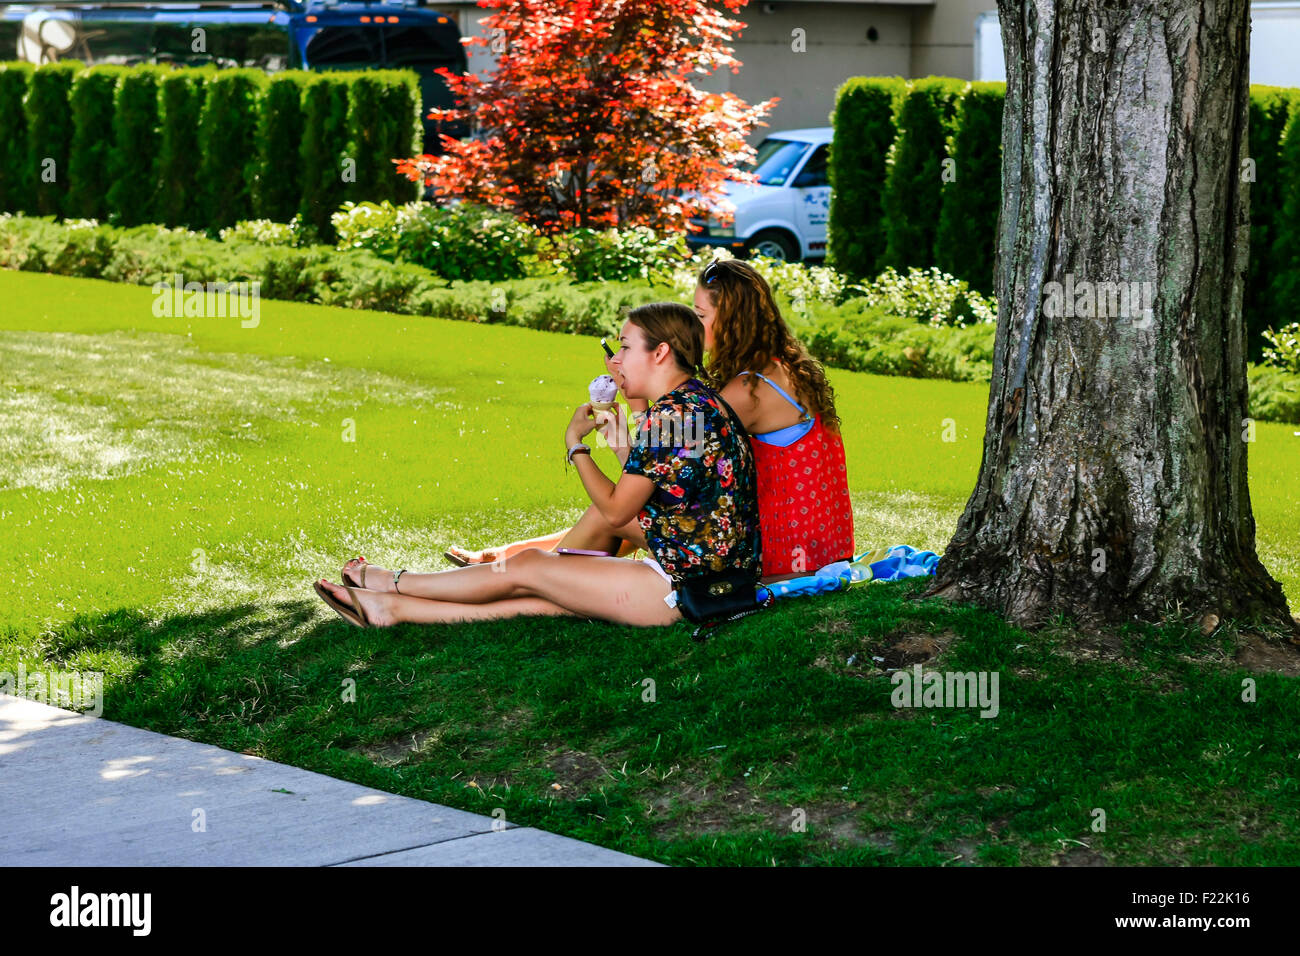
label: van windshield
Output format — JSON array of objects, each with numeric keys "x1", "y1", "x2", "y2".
[{"x1": 735, "y1": 138, "x2": 812, "y2": 186}]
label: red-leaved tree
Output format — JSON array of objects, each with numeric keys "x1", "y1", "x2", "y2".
[{"x1": 394, "y1": 0, "x2": 777, "y2": 233}]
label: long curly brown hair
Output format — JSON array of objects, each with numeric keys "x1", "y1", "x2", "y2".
[{"x1": 698, "y1": 258, "x2": 841, "y2": 433}]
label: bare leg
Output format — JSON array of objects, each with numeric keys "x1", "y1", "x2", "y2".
[
  {"x1": 319, "y1": 548, "x2": 681, "y2": 628},
  {"x1": 446, "y1": 530, "x2": 568, "y2": 564},
  {"x1": 359, "y1": 506, "x2": 647, "y2": 589},
  {"x1": 457, "y1": 504, "x2": 642, "y2": 563}
]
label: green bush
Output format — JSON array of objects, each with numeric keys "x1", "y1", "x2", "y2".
[
  {"x1": 796, "y1": 298, "x2": 996, "y2": 383},
  {"x1": 255, "y1": 72, "x2": 308, "y2": 223},
  {"x1": 67, "y1": 66, "x2": 125, "y2": 220},
  {"x1": 881, "y1": 76, "x2": 964, "y2": 274},
  {"x1": 26, "y1": 61, "x2": 82, "y2": 217},
  {"x1": 1248, "y1": 363, "x2": 1300, "y2": 424},
  {"x1": 0, "y1": 63, "x2": 34, "y2": 214},
  {"x1": 1270, "y1": 97, "x2": 1300, "y2": 348},
  {"x1": 158, "y1": 68, "x2": 211, "y2": 230},
  {"x1": 344, "y1": 71, "x2": 421, "y2": 207},
  {"x1": 299, "y1": 74, "x2": 352, "y2": 242},
  {"x1": 826, "y1": 76, "x2": 904, "y2": 281},
  {"x1": 548, "y1": 225, "x2": 691, "y2": 282},
  {"x1": 219, "y1": 219, "x2": 302, "y2": 246},
  {"x1": 850, "y1": 266, "x2": 996, "y2": 327},
  {"x1": 107, "y1": 66, "x2": 165, "y2": 226},
  {"x1": 1247, "y1": 87, "x2": 1297, "y2": 363},
  {"x1": 332, "y1": 200, "x2": 542, "y2": 281},
  {"x1": 198, "y1": 69, "x2": 266, "y2": 230},
  {"x1": 934, "y1": 81, "x2": 1004, "y2": 295},
  {"x1": 1262, "y1": 322, "x2": 1300, "y2": 374}
]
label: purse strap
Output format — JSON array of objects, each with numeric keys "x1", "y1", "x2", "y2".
[{"x1": 690, "y1": 591, "x2": 776, "y2": 642}]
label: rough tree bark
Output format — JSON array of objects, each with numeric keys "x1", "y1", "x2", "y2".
[{"x1": 920, "y1": 0, "x2": 1298, "y2": 638}]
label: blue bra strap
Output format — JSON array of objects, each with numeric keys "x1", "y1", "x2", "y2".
[{"x1": 737, "y1": 371, "x2": 809, "y2": 417}]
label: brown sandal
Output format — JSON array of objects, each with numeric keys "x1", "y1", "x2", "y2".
[
  {"x1": 314, "y1": 581, "x2": 371, "y2": 628},
  {"x1": 342, "y1": 560, "x2": 408, "y2": 593}
]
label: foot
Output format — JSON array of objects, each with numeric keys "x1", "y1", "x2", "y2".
[
  {"x1": 341, "y1": 556, "x2": 396, "y2": 591},
  {"x1": 318, "y1": 578, "x2": 396, "y2": 628},
  {"x1": 445, "y1": 545, "x2": 500, "y2": 565}
]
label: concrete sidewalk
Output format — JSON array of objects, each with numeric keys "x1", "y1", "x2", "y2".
[{"x1": 0, "y1": 694, "x2": 660, "y2": 867}]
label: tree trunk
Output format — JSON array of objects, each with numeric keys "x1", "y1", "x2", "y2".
[{"x1": 920, "y1": 0, "x2": 1298, "y2": 639}]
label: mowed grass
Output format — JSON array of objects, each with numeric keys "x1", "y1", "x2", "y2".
[{"x1": 3, "y1": 269, "x2": 1300, "y2": 866}]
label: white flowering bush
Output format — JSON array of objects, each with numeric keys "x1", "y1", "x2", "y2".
[
  {"x1": 1262, "y1": 323, "x2": 1300, "y2": 374},
  {"x1": 849, "y1": 266, "x2": 997, "y2": 327},
  {"x1": 549, "y1": 225, "x2": 693, "y2": 282},
  {"x1": 332, "y1": 200, "x2": 541, "y2": 281},
  {"x1": 665, "y1": 246, "x2": 850, "y2": 310},
  {"x1": 219, "y1": 218, "x2": 302, "y2": 247}
]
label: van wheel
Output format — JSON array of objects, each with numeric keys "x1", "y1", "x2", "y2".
[{"x1": 745, "y1": 230, "x2": 800, "y2": 262}]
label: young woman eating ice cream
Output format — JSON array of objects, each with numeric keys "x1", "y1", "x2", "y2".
[
  {"x1": 430, "y1": 258, "x2": 854, "y2": 581},
  {"x1": 315, "y1": 303, "x2": 761, "y2": 628}
]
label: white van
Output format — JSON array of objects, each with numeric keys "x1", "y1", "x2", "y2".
[{"x1": 687, "y1": 127, "x2": 831, "y2": 262}]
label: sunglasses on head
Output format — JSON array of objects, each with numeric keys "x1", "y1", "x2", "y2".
[{"x1": 703, "y1": 260, "x2": 726, "y2": 284}]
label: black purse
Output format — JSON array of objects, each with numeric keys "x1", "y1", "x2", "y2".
[{"x1": 675, "y1": 567, "x2": 775, "y2": 642}]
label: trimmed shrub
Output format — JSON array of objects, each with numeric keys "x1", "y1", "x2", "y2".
[
  {"x1": 67, "y1": 66, "x2": 125, "y2": 220},
  {"x1": 25, "y1": 61, "x2": 82, "y2": 217},
  {"x1": 1246, "y1": 87, "x2": 1297, "y2": 363},
  {"x1": 881, "y1": 76, "x2": 964, "y2": 274},
  {"x1": 0, "y1": 63, "x2": 34, "y2": 213},
  {"x1": 934, "y1": 81, "x2": 1004, "y2": 295},
  {"x1": 197, "y1": 68, "x2": 266, "y2": 230},
  {"x1": 255, "y1": 72, "x2": 308, "y2": 223},
  {"x1": 826, "y1": 76, "x2": 904, "y2": 281},
  {"x1": 1269, "y1": 93, "x2": 1300, "y2": 358},
  {"x1": 107, "y1": 65, "x2": 165, "y2": 226},
  {"x1": 299, "y1": 73, "x2": 351, "y2": 242},
  {"x1": 344, "y1": 70, "x2": 422, "y2": 206},
  {"x1": 158, "y1": 68, "x2": 212, "y2": 229},
  {"x1": 332, "y1": 200, "x2": 542, "y2": 281}
]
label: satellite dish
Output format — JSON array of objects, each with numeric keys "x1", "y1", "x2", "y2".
[{"x1": 19, "y1": 13, "x2": 79, "y2": 64}]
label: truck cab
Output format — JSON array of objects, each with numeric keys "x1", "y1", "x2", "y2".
[{"x1": 687, "y1": 127, "x2": 831, "y2": 262}]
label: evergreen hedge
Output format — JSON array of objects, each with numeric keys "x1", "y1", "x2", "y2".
[
  {"x1": 344, "y1": 70, "x2": 422, "y2": 206},
  {"x1": 158, "y1": 68, "x2": 212, "y2": 230},
  {"x1": 826, "y1": 76, "x2": 904, "y2": 282},
  {"x1": 299, "y1": 73, "x2": 352, "y2": 241},
  {"x1": 881, "y1": 76, "x2": 964, "y2": 274},
  {"x1": 1271, "y1": 99, "x2": 1300, "y2": 334},
  {"x1": 67, "y1": 66, "x2": 125, "y2": 220},
  {"x1": 197, "y1": 68, "x2": 266, "y2": 229},
  {"x1": 1246, "y1": 86, "x2": 1295, "y2": 362},
  {"x1": 0, "y1": 63, "x2": 34, "y2": 213},
  {"x1": 255, "y1": 72, "x2": 308, "y2": 223},
  {"x1": 107, "y1": 66, "x2": 165, "y2": 226},
  {"x1": 25, "y1": 61, "x2": 82, "y2": 217},
  {"x1": 934, "y1": 81, "x2": 1004, "y2": 295}
]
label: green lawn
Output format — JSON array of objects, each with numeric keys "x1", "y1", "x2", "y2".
[{"x1": 3, "y1": 270, "x2": 1300, "y2": 865}]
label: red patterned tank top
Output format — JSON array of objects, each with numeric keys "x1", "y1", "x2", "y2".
[{"x1": 740, "y1": 370, "x2": 855, "y2": 576}]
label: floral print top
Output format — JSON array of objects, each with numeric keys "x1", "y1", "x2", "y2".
[{"x1": 622, "y1": 377, "x2": 762, "y2": 584}]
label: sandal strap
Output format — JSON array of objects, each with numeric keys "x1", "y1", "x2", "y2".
[{"x1": 393, "y1": 569, "x2": 407, "y2": 594}]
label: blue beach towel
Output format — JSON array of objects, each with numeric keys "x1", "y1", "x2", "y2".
[{"x1": 756, "y1": 544, "x2": 940, "y2": 603}]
